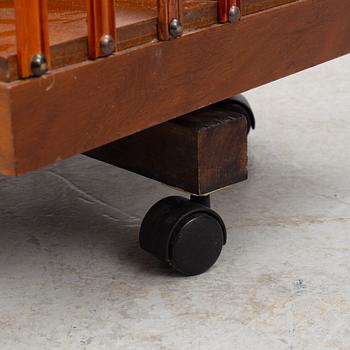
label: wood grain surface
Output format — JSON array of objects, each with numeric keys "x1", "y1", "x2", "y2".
[
  {"x1": 157, "y1": 0, "x2": 184, "y2": 40},
  {"x1": 87, "y1": 0, "x2": 116, "y2": 58},
  {"x1": 0, "y1": 0, "x2": 216, "y2": 81},
  {"x1": 86, "y1": 105, "x2": 248, "y2": 195},
  {"x1": 14, "y1": 0, "x2": 50, "y2": 77},
  {"x1": 0, "y1": 0, "x2": 349, "y2": 175},
  {"x1": 242, "y1": 0, "x2": 298, "y2": 14},
  {"x1": 0, "y1": 86, "x2": 13, "y2": 175},
  {"x1": 218, "y1": 0, "x2": 233, "y2": 23}
]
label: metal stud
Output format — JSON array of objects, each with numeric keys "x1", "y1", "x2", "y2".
[
  {"x1": 228, "y1": 5, "x2": 241, "y2": 24},
  {"x1": 169, "y1": 18, "x2": 183, "y2": 38},
  {"x1": 100, "y1": 34, "x2": 115, "y2": 56},
  {"x1": 31, "y1": 53, "x2": 48, "y2": 77}
]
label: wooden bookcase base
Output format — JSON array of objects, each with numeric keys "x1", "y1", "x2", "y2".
[
  {"x1": 86, "y1": 104, "x2": 248, "y2": 195},
  {"x1": 1, "y1": 0, "x2": 349, "y2": 176}
]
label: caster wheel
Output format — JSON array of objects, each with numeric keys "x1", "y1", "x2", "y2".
[
  {"x1": 140, "y1": 196, "x2": 226, "y2": 276},
  {"x1": 216, "y1": 94, "x2": 255, "y2": 133}
]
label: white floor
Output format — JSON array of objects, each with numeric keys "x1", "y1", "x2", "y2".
[{"x1": 1, "y1": 55, "x2": 350, "y2": 350}]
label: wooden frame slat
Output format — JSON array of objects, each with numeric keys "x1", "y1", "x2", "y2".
[
  {"x1": 218, "y1": 0, "x2": 234, "y2": 22},
  {"x1": 158, "y1": 0, "x2": 184, "y2": 40},
  {"x1": 1, "y1": 2, "x2": 217, "y2": 82},
  {"x1": 14, "y1": 0, "x2": 50, "y2": 78},
  {"x1": 86, "y1": 0, "x2": 117, "y2": 59}
]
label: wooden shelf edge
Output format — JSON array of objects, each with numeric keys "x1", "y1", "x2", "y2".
[{"x1": 0, "y1": 2, "x2": 217, "y2": 83}]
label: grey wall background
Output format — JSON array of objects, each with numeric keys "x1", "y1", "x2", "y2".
[{"x1": 1, "y1": 55, "x2": 350, "y2": 350}]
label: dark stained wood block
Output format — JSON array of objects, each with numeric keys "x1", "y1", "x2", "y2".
[{"x1": 86, "y1": 104, "x2": 248, "y2": 195}]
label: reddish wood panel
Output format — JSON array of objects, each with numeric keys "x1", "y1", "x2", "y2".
[
  {"x1": 0, "y1": 0, "x2": 216, "y2": 82},
  {"x1": 218, "y1": 0, "x2": 233, "y2": 23},
  {"x1": 0, "y1": 0, "x2": 350, "y2": 175},
  {"x1": 0, "y1": 87, "x2": 13, "y2": 175},
  {"x1": 241, "y1": 0, "x2": 298, "y2": 15},
  {"x1": 86, "y1": 0, "x2": 116, "y2": 58},
  {"x1": 158, "y1": 0, "x2": 184, "y2": 40},
  {"x1": 14, "y1": 0, "x2": 50, "y2": 77}
]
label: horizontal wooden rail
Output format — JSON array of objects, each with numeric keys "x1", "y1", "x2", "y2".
[
  {"x1": 14, "y1": 0, "x2": 50, "y2": 78},
  {"x1": 87, "y1": 0, "x2": 117, "y2": 58}
]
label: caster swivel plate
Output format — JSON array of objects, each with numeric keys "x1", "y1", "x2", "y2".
[{"x1": 140, "y1": 196, "x2": 226, "y2": 276}]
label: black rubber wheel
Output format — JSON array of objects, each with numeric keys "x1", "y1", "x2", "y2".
[
  {"x1": 139, "y1": 196, "x2": 226, "y2": 276},
  {"x1": 215, "y1": 94, "x2": 255, "y2": 134}
]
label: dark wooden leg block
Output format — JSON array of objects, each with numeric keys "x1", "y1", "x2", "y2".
[{"x1": 86, "y1": 104, "x2": 248, "y2": 195}]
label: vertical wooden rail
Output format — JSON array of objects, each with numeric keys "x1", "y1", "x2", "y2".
[
  {"x1": 87, "y1": 0, "x2": 117, "y2": 59},
  {"x1": 218, "y1": 0, "x2": 240, "y2": 23},
  {"x1": 158, "y1": 0, "x2": 184, "y2": 41},
  {"x1": 14, "y1": 0, "x2": 50, "y2": 78}
]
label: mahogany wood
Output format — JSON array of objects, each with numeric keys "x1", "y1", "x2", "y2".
[
  {"x1": 87, "y1": 0, "x2": 116, "y2": 58},
  {"x1": 242, "y1": 0, "x2": 297, "y2": 15},
  {"x1": 0, "y1": 0, "x2": 216, "y2": 82},
  {"x1": 158, "y1": 0, "x2": 184, "y2": 40},
  {"x1": 14, "y1": 0, "x2": 50, "y2": 77},
  {"x1": 0, "y1": 86, "x2": 12, "y2": 175},
  {"x1": 86, "y1": 105, "x2": 248, "y2": 195},
  {"x1": 0, "y1": 0, "x2": 299, "y2": 81},
  {"x1": 218, "y1": 0, "x2": 234, "y2": 23},
  {"x1": 0, "y1": 0, "x2": 349, "y2": 175}
]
